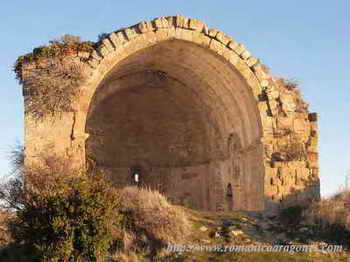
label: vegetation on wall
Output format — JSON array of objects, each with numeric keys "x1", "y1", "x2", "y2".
[
  {"x1": 14, "y1": 35, "x2": 95, "y2": 120},
  {"x1": 14, "y1": 35, "x2": 94, "y2": 83},
  {"x1": 276, "y1": 77, "x2": 310, "y2": 113}
]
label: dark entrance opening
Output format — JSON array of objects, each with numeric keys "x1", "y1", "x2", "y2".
[{"x1": 226, "y1": 183, "x2": 234, "y2": 211}]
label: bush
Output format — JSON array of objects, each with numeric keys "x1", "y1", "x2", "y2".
[
  {"x1": 0, "y1": 211, "x2": 15, "y2": 248},
  {"x1": 303, "y1": 192, "x2": 350, "y2": 246},
  {"x1": 2, "y1": 162, "x2": 123, "y2": 261},
  {"x1": 0, "y1": 153, "x2": 191, "y2": 260},
  {"x1": 279, "y1": 205, "x2": 304, "y2": 225}
]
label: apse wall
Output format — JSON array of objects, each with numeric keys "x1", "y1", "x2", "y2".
[{"x1": 85, "y1": 40, "x2": 264, "y2": 211}]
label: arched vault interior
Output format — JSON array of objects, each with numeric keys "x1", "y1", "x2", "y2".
[{"x1": 86, "y1": 39, "x2": 264, "y2": 210}]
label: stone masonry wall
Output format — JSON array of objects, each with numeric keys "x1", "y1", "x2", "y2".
[{"x1": 20, "y1": 15, "x2": 320, "y2": 212}]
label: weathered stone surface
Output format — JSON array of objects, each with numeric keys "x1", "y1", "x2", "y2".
[
  {"x1": 215, "y1": 31, "x2": 231, "y2": 45},
  {"x1": 176, "y1": 15, "x2": 188, "y2": 28},
  {"x1": 307, "y1": 152, "x2": 319, "y2": 169},
  {"x1": 241, "y1": 50, "x2": 251, "y2": 60},
  {"x1": 188, "y1": 18, "x2": 205, "y2": 31},
  {"x1": 208, "y1": 29, "x2": 219, "y2": 38},
  {"x1": 209, "y1": 39, "x2": 224, "y2": 55},
  {"x1": 87, "y1": 59, "x2": 99, "y2": 68},
  {"x1": 192, "y1": 32, "x2": 211, "y2": 47},
  {"x1": 138, "y1": 21, "x2": 154, "y2": 33},
  {"x1": 90, "y1": 50, "x2": 103, "y2": 61},
  {"x1": 280, "y1": 93, "x2": 297, "y2": 113},
  {"x1": 234, "y1": 44, "x2": 246, "y2": 55},
  {"x1": 101, "y1": 38, "x2": 114, "y2": 51},
  {"x1": 153, "y1": 17, "x2": 170, "y2": 28},
  {"x1": 109, "y1": 31, "x2": 127, "y2": 46},
  {"x1": 228, "y1": 39, "x2": 239, "y2": 50},
  {"x1": 247, "y1": 56, "x2": 258, "y2": 67},
  {"x1": 307, "y1": 136, "x2": 318, "y2": 153},
  {"x1": 124, "y1": 27, "x2": 138, "y2": 40},
  {"x1": 97, "y1": 44, "x2": 109, "y2": 57},
  {"x1": 165, "y1": 16, "x2": 175, "y2": 26},
  {"x1": 199, "y1": 226, "x2": 208, "y2": 232}
]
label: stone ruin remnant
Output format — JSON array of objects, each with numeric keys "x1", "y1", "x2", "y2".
[{"x1": 17, "y1": 15, "x2": 320, "y2": 212}]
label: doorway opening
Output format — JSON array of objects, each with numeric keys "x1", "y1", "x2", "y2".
[{"x1": 226, "y1": 183, "x2": 234, "y2": 211}]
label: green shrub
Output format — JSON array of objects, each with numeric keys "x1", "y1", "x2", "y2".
[
  {"x1": 279, "y1": 205, "x2": 304, "y2": 225},
  {"x1": 0, "y1": 155, "x2": 191, "y2": 261},
  {"x1": 5, "y1": 166, "x2": 123, "y2": 261}
]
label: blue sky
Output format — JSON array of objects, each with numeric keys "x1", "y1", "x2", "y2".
[{"x1": 1, "y1": 1, "x2": 349, "y2": 197}]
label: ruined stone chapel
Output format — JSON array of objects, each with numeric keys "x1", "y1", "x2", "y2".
[{"x1": 18, "y1": 16, "x2": 320, "y2": 212}]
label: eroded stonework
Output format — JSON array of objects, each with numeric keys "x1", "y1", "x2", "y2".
[{"x1": 21, "y1": 15, "x2": 320, "y2": 212}]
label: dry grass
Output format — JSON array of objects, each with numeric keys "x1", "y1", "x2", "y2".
[
  {"x1": 304, "y1": 190, "x2": 350, "y2": 230},
  {"x1": 104, "y1": 186, "x2": 191, "y2": 260},
  {"x1": 0, "y1": 153, "x2": 191, "y2": 261},
  {"x1": 118, "y1": 186, "x2": 190, "y2": 249},
  {"x1": 110, "y1": 251, "x2": 148, "y2": 262},
  {"x1": 302, "y1": 189, "x2": 350, "y2": 246},
  {"x1": 0, "y1": 211, "x2": 14, "y2": 247},
  {"x1": 331, "y1": 189, "x2": 350, "y2": 201},
  {"x1": 276, "y1": 77, "x2": 310, "y2": 113}
]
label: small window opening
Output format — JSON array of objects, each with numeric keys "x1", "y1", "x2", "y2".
[
  {"x1": 227, "y1": 183, "x2": 233, "y2": 197},
  {"x1": 133, "y1": 173, "x2": 140, "y2": 183},
  {"x1": 131, "y1": 167, "x2": 142, "y2": 185}
]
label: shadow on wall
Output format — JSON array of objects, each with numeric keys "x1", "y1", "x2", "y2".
[{"x1": 265, "y1": 175, "x2": 320, "y2": 214}]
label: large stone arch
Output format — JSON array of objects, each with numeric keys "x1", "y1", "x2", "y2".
[
  {"x1": 22, "y1": 15, "x2": 320, "y2": 212},
  {"x1": 77, "y1": 16, "x2": 270, "y2": 211}
]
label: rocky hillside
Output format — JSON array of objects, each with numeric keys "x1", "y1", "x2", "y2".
[
  {"x1": 161, "y1": 209, "x2": 349, "y2": 262},
  {"x1": 0, "y1": 181, "x2": 349, "y2": 262}
]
